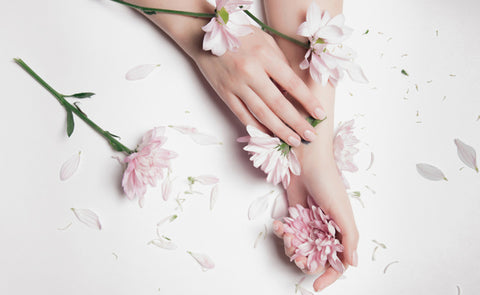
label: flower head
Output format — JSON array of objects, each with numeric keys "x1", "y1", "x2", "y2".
[
  {"x1": 297, "y1": 2, "x2": 368, "y2": 86},
  {"x1": 122, "y1": 127, "x2": 177, "y2": 205},
  {"x1": 238, "y1": 125, "x2": 300, "y2": 189},
  {"x1": 283, "y1": 197, "x2": 345, "y2": 273},
  {"x1": 333, "y1": 119, "x2": 359, "y2": 189},
  {"x1": 202, "y1": 0, "x2": 253, "y2": 56}
]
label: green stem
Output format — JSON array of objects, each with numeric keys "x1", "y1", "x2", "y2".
[
  {"x1": 243, "y1": 10, "x2": 309, "y2": 49},
  {"x1": 109, "y1": 0, "x2": 215, "y2": 18},
  {"x1": 14, "y1": 58, "x2": 134, "y2": 154}
]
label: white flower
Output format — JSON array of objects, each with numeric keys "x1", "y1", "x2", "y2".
[{"x1": 333, "y1": 119, "x2": 360, "y2": 189}]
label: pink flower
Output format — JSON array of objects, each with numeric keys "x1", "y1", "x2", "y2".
[
  {"x1": 333, "y1": 119, "x2": 359, "y2": 189},
  {"x1": 283, "y1": 197, "x2": 345, "y2": 274},
  {"x1": 238, "y1": 125, "x2": 300, "y2": 189},
  {"x1": 122, "y1": 127, "x2": 177, "y2": 205},
  {"x1": 297, "y1": 2, "x2": 368, "y2": 86},
  {"x1": 202, "y1": 0, "x2": 253, "y2": 56}
]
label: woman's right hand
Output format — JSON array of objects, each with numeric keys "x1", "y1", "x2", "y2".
[{"x1": 192, "y1": 27, "x2": 326, "y2": 146}]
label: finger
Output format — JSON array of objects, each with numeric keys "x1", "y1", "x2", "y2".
[
  {"x1": 294, "y1": 256, "x2": 307, "y2": 271},
  {"x1": 283, "y1": 233, "x2": 295, "y2": 257},
  {"x1": 238, "y1": 87, "x2": 302, "y2": 147},
  {"x1": 250, "y1": 75, "x2": 318, "y2": 143},
  {"x1": 225, "y1": 92, "x2": 268, "y2": 133},
  {"x1": 272, "y1": 220, "x2": 285, "y2": 238},
  {"x1": 266, "y1": 60, "x2": 326, "y2": 121},
  {"x1": 313, "y1": 265, "x2": 346, "y2": 292}
]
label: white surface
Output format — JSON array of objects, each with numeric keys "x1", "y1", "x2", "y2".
[{"x1": 1, "y1": 0, "x2": 480, "y2": 294}]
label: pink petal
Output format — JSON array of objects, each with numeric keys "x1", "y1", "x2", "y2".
[
  {"x1": 161, "y1": 176, "x2": 172, "y2": 201},
  {"x1": 195, "y1": 175, "x2": 220, "y2": 185},
  {"x1": 60, "y1": 151, "x2": 81, "y2": 181},
  {"x1": 271, "y1": 191, "x2": 288, "y2": 219},
  {"x1": 190, "y1": 132, "x2": 221, "y2": 145},
  {"x1": 248, "y1": 191, "x2": 273, "y2": 220},
  {"x1": 454, "y1": 138, "x2": 478, "y2": 172},
  {"x1": 416, "y1": 163, "x2": 448, "y2": 181},
  {"x1": 169, "y1": 125, "x2": 198, "y2": 135},
  {"x1": 70, "y1": 208, "x2": 102, "y2": 230},
  {"x1": 125, "y1": 64, "x2": 159, "y2": 81},
  {"x1": 210, "y1": 184, "x2": 219, "y2": 211},
  {"x1": 187, "y1": 251, "x2": 215, "y2": 270},
  {"x1": 148, "y1": 237, "x2": 177, "y2": 250}
]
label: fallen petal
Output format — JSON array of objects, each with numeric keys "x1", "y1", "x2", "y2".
[
  {"x1": 168, "y1": 125, "x2": 198, "y2": 135},
  {"x1": 454, "y1": 138, "x2": 478, "y2": 172},
  {"x1": 148, "y1": 236, "x2": 177, "y2": 250},
  {"x1": 195, "y1": 175, "x2": 220, "y2": 185},
  {"x1": 298, "y1": 286, "x2": 314, "y2": 295},
  {"x1": 416, "y1": 163, "x2": 448, "y2": 181},
  {"x1": 210, "y1": 184, "x2": 219, "y2": 211},
  {"x1": 161, "y1": 176, "x2": 172, "y2": 201},
  {"x1": 125, "y1": 64, "x2": 159, "y2": 81},
  {"x1": 187, "y1": 251, "x2": 215, "y2": 270},
  {"x1": 271, "y1": 191, "x2": 288, "y2": 219},
  {"x1": 366, "y1": 152, "x2": 374, "y2": 171},
  {"x1": 156, "y1": 214, "x2": 178, "y2": 237},
  {"x1": 70, "y1": 208, "x2": 102, "y2": 230},
  {"x1": 190, "y1": 132, "x2": 221, "y2": 145},
  {"x1": 248, "y1": 191, "x2": 274, "y2": 220},
  {"x1": 60, "y1": 151, "x2": 81, "y2": 181}
]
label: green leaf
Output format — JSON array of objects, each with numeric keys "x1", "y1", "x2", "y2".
[
  {"x1": 73, "y1": 102, "x2": 87, "y2": 117},
  {"x1": 218, "y1": 7, "x2": 229, "y2": 24},
  {"x1": 363, "y1": 29, "x2": 369, "y2": 35},
  {"x1": 69, "y1": 92, "x2": 95, "y2": 98},
  {"x1": 106, "y1": 131, "x2": 121, "y2": 139},
  {"x1": 306, "y1": 116, "x2": 327, "y2": 127},
  {"x1": 66, "y1": 109, "x2": 74, "y2": 137},
  {"x1": 142, "y1": 9, "x2": 156, "y2": 15},
  {"x1": 401, "y1": 69, "x2": 409, "y2": 76}
]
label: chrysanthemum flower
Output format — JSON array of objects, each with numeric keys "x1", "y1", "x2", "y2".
[
  {"x1": 238, "y1": 125, "x2": 300, "y2": 189},
  {"x1": 283, "y1": 197, "x2": 345, "y2": 273},
  {"x1": 202, "y1": 0, "x2": 253, "y2": 56},
  {"x1": 122, "y1": 127, "x2": 177, "y2": 205}
]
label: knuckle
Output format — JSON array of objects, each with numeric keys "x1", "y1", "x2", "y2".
[{"x1": 284, "y1": 75, "x2": 302, "y2": 92}]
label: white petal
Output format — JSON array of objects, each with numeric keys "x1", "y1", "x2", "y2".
[
  {"x1": 344, "y1": 62, "x2": 369, "y2": 83},
  {"x1": 161, "y1": 176, "x2": 172, "y2": 201},
  {"x1": 298, "y1": 286, "x2": 314, "y2": 295},
  {"x1": 187, "y1": 251, "x2": 215, "y2": 270},
  {"x1": 156, "y1": 214, "x2": 178, "y2": 235},
  {"x1": 190, "y1": 132, "x2": 221, "y2": 145},
  {"x1": 271, "y1": 191, "x2": 288, "y2": 219},
  {"x1": 210, "y1": 184, "x2": 219, "y2": 211},
  {"x1": 454, "y1": 138, "x2": 478, "y2": 172},
  {"x1": 125, "y1": 64, "x2": 159, "y2": 81},
  {"x1": 169, "y1": 125, "x2": 198, "y2": 135},
  {"x1": 71, "y1": 208, "x2": 102, "y2": 230},
  {"x1": 195, "y1": 175, "x2": 220, "y2": 185},
  {"x1": 149, "y1": 237, "x2": 177, "y2": 250},
  {"x1": 248, "y1": 192, "x2": 273, "y2": 220},
  {"x1": 60, "y1": 151, "x2": 81, "y2": 181},
  {"x1": 366, "y1": 152, "x2": 375, "y2": 170},
  {"x1": 416, "y1": 163, "x2": 448, "y2": 181}
]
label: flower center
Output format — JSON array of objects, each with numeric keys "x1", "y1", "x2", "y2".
[
  {"x1": 217, "y1": 7, "x2": 229, "y2": 24},
  {"x1": 275, "y1": 141, "x2": 291, "y2": 156}
]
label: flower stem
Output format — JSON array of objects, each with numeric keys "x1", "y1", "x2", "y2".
[
  {"x1": 109, "y1": 0, "x2": 215, "y2": 18},
  {"x1": 13, "y1": 58, "x2": 134, "y2": 154},
  {"x1": 243, "y1": 10, "x2": 309, "y2": 49}
]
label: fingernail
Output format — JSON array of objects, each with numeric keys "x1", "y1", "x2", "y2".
[
  {"x1": 294, "y1": 258, "x2": 305, "y2": 270},
  {"x1": 304, "y1": 130, "x2": 316, "y2": 142},
  {"x1": 352, "y1": 250, "x2": 358, "y2": 267},
  {"x1": 314, "y1": 107, "x2": 326, "y2": 120},
  {"x1": 288, "y1": 136, "x2": 301, "y2": 147},
  {"x1": 273, "y1": 222, "x2": 279, "y2": 232},
  {"x1": 284, "y1": 236, "x2": 292, "y2": 248}
]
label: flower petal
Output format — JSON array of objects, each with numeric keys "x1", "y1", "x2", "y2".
[
  {"x1": 60, "y1": 151, "x2": 81, "y2": 181},
  {"x1": 161, "y1": 176, "x2": 172, "y2": 201},
  {"x1": 454, "y1": 138, "x2": 478, "y2": 172},
  {"x1": 195, "y1": 175, "x2": 220, "y2": 185},
  {"x1": 169, "y1": 125, "x2": 198, "y2": 135},
  {"x1": 298, "y1": 286, "x2": 314, "y2": 295},
  {"x1": 271, "y1": 191, "x2": 288, "y2": 219},
  {"x1": 187, "y1": 251, "x2": 215, "y2": 270},
  {"x1": 149, "y1": 236, "x2": 177, "y2": 250},
  {"x1": 416, "y1": 163, "x2": 448, "y2": 181},
  {"x1": 125, "y1": 64, "x2": 159, "y2": 81},
  {"x1": 190, "y1": 132, "x2": 221, "y2": 145},
  {"x1": 210, "y1": 184, "x2": 219, "y2": 211},
  {"x1": 71, "y1": 208, "x2": 102, "y2": 230},
  {"x1": 248, "y1": 192, "x2": 273, "y2": 220}
]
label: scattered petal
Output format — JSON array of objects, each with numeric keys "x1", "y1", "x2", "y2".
[
  {"x1": 149, "y1": 236, "x2": 177, "y2": 250},
  {"x1": 60, "y1": 151, "x2": 81, "y2": 181},
  {"x1": 112, "y1": 252, "x2": 119, "y2": 260},
  {"x1": 416, "y1": 163, "x2": 448, "y2": 181},
  {"x1": 372, "y1": 239, "x2": 387, "y2": 248},
  {"x1": 71, "y1": 208, "x2": 102, "y2": 230},
  {"x1": 271, "y1": 191, "x2": 288, "y2": 219},
  {"x1": 454, "y1": 139, "x2": 478, "y2": 172},
  {"x1": 297, "y1": 286, "x2": 314, "y2": 295},
  {"x1": 125, "y1": 64, "x2": 160, "y2": 81},
  {"x1": 248, "y1": 191, "x2": 274, "y2": 220},
  {"x1": 371, "y1": 245, "x2": 379, "y2": 261},
  {"x1": 366, "y1": 152, "x2": 374, "y2": 170},
  {"x1": 162, "y1": 176, "x2": 173, "y2": 201},
  {"x1": 253, "y1": 231, "x2": 264, "y2": 248},
  {"x1": 457, "y1": 285, "x2": 461, "y2": 295},
  {"x1": 195, "y1": 175, "x2": 220, "y2": 185},
  {"x1": 190, "y1": 132, "x2": 222, "y2": 145},
  {"x1": 383, "y1": 260, "x2": 399, "y2": 274},
  {"x1": 57, "y1": 222, "x2": 72, "y2": 231},
  {"x1": 156, "y1": 214, "x2": 178, "y2": 236},
  {"x1": 187, "y1": 251, "x2": 215, "y2": 271},
  {"x1": 210, "y1": 184, "x2": 219, "y2": 211}
]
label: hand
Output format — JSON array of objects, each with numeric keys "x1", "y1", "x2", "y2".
[
  {"x1": 191, "y1": 27, "x2": 327, "y2": 147},
  {"x1": 273, "y1": 138, "x2": 359, "y2": 292}
]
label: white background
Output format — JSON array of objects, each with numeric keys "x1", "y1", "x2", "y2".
[{"x1": 1, "y1": 0, "x2": 479, "y2": 294}]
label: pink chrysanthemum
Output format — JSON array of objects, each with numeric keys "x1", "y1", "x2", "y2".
[
  {"x1": 283, "y1": 197, "x2": 345, "y2": 273},
  {"x1": 238, "y1": 125, "x2": 301, "y2": 189},
  {"x1": 333, "y1": 119, "x2": 359, "y2": 189},
  {"x1": 202, "y1": 0, "x2": 253, "y2": 56},
  {"x1": 122, "y1": 127, "x2": 177, "y2": 206}
]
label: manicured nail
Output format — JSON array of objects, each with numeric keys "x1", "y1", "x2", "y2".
[
  {"x1": 314, "y1": 107, "x2": 326, "y2": 120},
  {"x1": 352, "y1": 250, "x2": 358, "y2": 267},
  {"x1": 284, "y1": 235, "x2": 292, "y2": 248},
  {"x1": 288, "y1": 136, "x2": 301, "y2": 147},
  {"x1": 294, "y1": 258, "x2": 305, "y2": 270},
  {"x1": 304, "y1": 130, "x2": 316, "y2": 142}
]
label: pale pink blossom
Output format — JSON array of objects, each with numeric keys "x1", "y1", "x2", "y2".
[
  {"x1": 122, "y1": 127, "x2": 177, "y2": 204},
  {"x1": 202, "y1": 0, "x2": 253, "y2": 56},
  {"x1": 283, "y1": 197, "x2": 345, "y2": 274},
  {"x1": 297, "y1": 2, "x2": 368, "y2": 86},
  {"x1": 238, "y1": 125, "x2": 301, "y2": 189},
  {"x1": 333, "y1": 119, "x2": 359, "y2": 189}
]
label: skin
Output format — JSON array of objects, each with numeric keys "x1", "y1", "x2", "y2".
[{"x1": 127, "y1": 0, "x2": 358, "y2": 291}]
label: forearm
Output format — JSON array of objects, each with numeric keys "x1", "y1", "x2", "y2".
[{"x1": 264, "y1": 0, "x2": 343, "y2": 151}]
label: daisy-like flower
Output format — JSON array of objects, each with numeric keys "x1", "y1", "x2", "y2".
[
  {"x1": 297, "y1": 2, "x2": 368, "y2": 86},
  {"x1": 202, "y1": 0, "x2": 253, "y2": 56},
  {"x1": 333, "y1": 119, "x2": 359, "y2": 189},
  {"x1": 238, "y1": 125, "x2": 300, "y2": 189},
  {"x1": 122, "y1": 127, "x2": 177, "y2": 206},
  {"x1": 283, "y1": 197, "x2": 345, "y2": 274}
]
